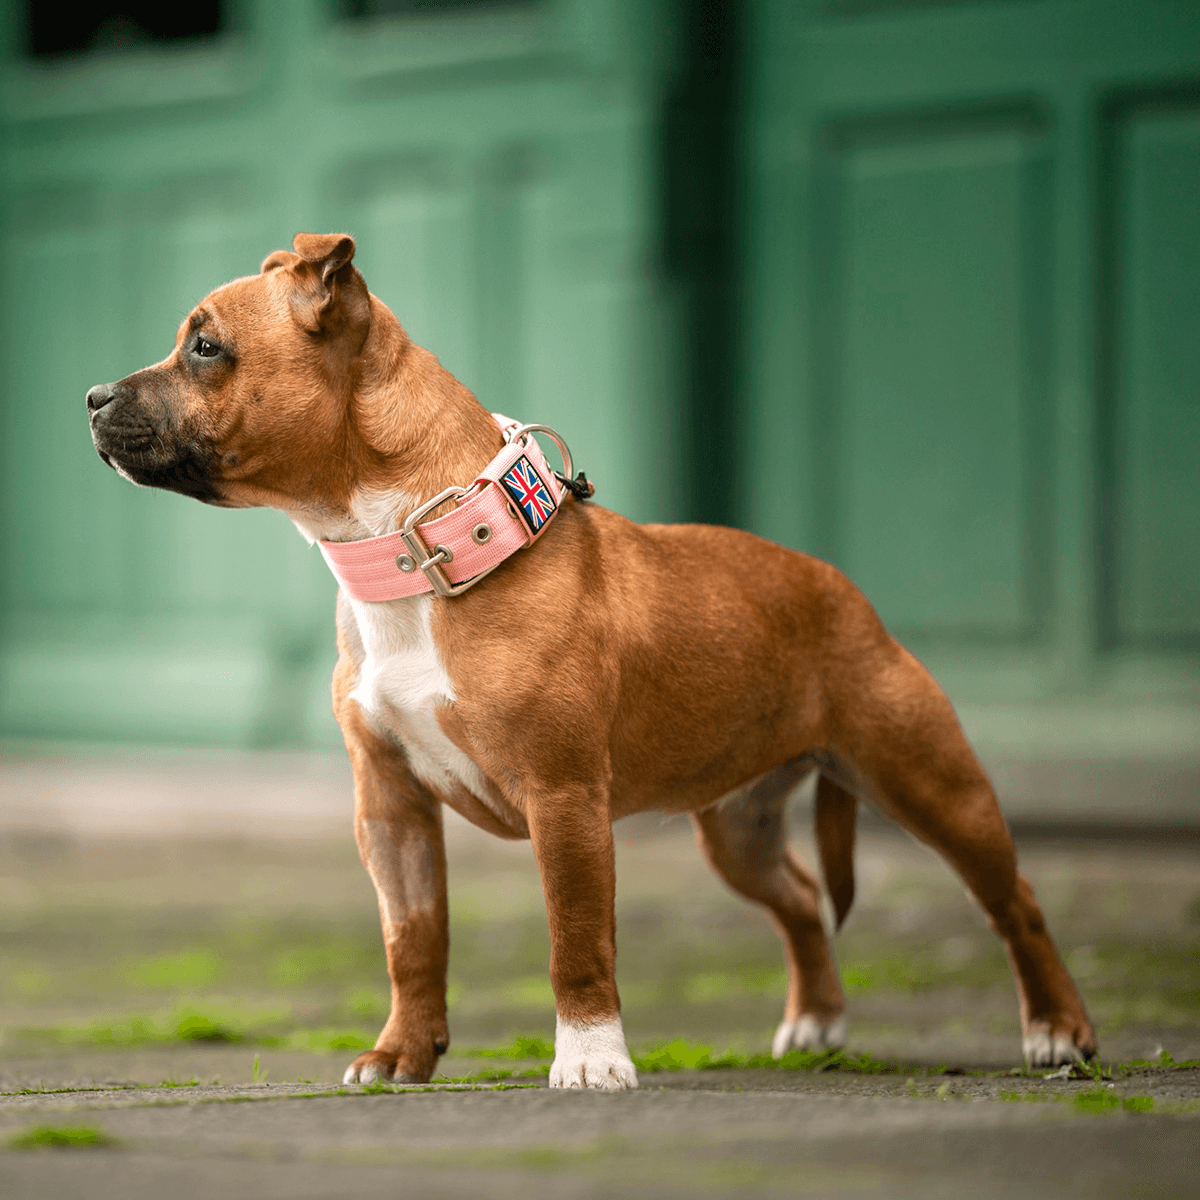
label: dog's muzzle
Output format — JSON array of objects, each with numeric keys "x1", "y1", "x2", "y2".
[{"x1": 86, "y1": 379, "x2": 221, "y2": 502}]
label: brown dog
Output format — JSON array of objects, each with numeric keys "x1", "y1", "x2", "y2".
[{"x1": 86, "y1": 232, "x2": 1095, "y2": 1088}]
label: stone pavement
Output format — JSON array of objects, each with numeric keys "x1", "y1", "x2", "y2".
[
  {"x1": 0, "y1": 751, "x2": 1197, "y2": 1197},
  {"x1": 1, "y1": 1065, "x2": 1198, "y2": 1199}
]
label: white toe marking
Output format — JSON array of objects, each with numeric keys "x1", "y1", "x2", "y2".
[
  {"x1": 549, "y1": 1016, "x2": 638, "y2": 1091},
  {"x1": 1023, "y1": 1029, "x2": 1053, "y2": 1067},
  {"x1": 1022, "y1": 1032, "x2": 1089, "y2": 1070},
  {"x1": 1024, "y1": 1028, "x2": 1083, "y2": 1067},
  {"x1": 773, "y1": 1014, "x2": 847, "y2": 1057},
  {"x1": 1053, "y1": 1035, "x2": 1083, "y2": 1064},
  {"x1": 345, "y1": 1061, "x2": 384, "y2": 1085}
]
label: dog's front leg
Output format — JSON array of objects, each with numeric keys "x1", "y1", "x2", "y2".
[
  {"x1": 339, "y1": 711, "x2": 449, "y2": 1086},
  {"x1": 527, "y1": 793, "x2": 638, "y2": 1090}
]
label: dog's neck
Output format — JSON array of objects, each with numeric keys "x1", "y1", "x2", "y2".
[{"x1": 287, "y1": 305, "x2": 505, "y2": 545}]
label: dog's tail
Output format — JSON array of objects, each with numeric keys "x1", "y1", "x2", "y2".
[{"x1": 814, "y1": 773, "x2": 857, "y2": 930}]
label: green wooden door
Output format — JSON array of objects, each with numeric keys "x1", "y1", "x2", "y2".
[
  {"x1": 0, "y1": 0, "x2": 680, "y2": 748},
  {"x1": 743, "y1": 0, "x2": 1200, "y2": 761}
]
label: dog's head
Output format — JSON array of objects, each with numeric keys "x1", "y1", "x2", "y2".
[{"x1": 86, "y1": 233, "x2": 373, "y2": 510}]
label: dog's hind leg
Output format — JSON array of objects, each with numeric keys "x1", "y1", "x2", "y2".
[
  {"x1": 692, "y1": 762, "x2": 847, "y2": 1057},
  {"x1": 831, "y1": 639, "x2": 1096, "y2": 1067}
]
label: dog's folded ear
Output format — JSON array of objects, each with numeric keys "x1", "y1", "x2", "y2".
[
  {"x1": 293, "y1": 232, "x2": 355, "y2": 282},
  {"x1": 261, "y1": 232, "x2": 370, "y2": 344}
]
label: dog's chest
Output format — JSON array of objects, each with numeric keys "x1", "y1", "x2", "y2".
[{"x1": 344, "y1": 595, "x2": 489, "y2": 802}]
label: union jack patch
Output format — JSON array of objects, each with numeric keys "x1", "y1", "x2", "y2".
[{"x1": 500, "y1": 455, "x2": 557, "y2": 533}]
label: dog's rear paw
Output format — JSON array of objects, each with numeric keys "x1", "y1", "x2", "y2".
[
  {"x1": 772, "y1": 1014, "x2": 848, "y2": 1057},
  {"x1": 549, "y1": 1017, "x2": 638, "y2": 1091},
  {"x1": 1023, "y1": 1020, "x2": 1097, "y2": 1068},
  {"x1": 342, "y1": 1050, "x2": 425, "y2": 1086}
]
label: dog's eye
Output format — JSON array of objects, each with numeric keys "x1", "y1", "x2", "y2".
[{"x1": 195, "y1": 337, "x2": 220, "y2": 358}]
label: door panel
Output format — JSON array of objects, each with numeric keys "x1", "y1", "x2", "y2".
[
  {"x1": 4, "y1": 186, "x2": 128, "y2": 617},
  {"x1": 0, "y1": 0, "x2": 675, "y2": 747},
  {"x1": 1108, "y1": 99, "x2": 1200, "y2": 648},
  {"x1": 817, "y1": 114, "x2": 1051, "y2": 640},
  {"x1": 331, "y1": 151, "x2": 477, "y2": 390},
  {"x1": 746, "y1": 0, "x2": 1200, "y2": 723}
]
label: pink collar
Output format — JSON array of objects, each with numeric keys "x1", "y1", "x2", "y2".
[{"x1": 317, "y1": 414, "x2": 573, "y2": 601}]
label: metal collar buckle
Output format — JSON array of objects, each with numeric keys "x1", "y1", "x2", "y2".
[
  {"x1": 397, "y1": 423, "x2": 574, "y2": 598},
  {"x1": 400, "y1": 486, "x2": 494, "y2": 598}
]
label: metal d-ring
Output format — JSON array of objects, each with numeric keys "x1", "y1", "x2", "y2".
[{"x1": 506, "y1": 423, "x2": 574, "y2": 489}]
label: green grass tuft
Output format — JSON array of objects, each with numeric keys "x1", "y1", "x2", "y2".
[
  {"x1": 998, "y1": 1088, "x2": 1157, "y2": 1113},
  {"x1": 636, "y1": 1039, "x2": 737, "y2": 1071},
  {"x1": 279, "y1": 1028, "x2": 373, "y2": 1052},
  {"x1": 456, "y1": 1036, "x2": 906, "y2": 1076},
  {"x1": 443, "y1": 1065, "x2": 549, "y2": 1083},
  {"x1": 1073, "y1": 1087, "x2": 1121, "y2": 1113},
  {"x1": 460, "y1": 1034, "x2": 555, "y2": 1060},
  {"x1": 840, "y1": 957, "x2": 937, "y2": 995},
  {"x1": 1155, "y1": 1050, "x2": 1200, "y2": 1069},
  {"x1": 175, "y1": 1012, "x2": 240, "y2": 1043},
  {"x1": 129, "y1": 948, "x2": 221, "y2": 991},
  {"x1": 326, "y1": 1032, "x2": 373, "y2": 1051},
  {"x1": 11, "y1": 1005, "x2": 288, "y2": 1049},
  {"x1": 8, "y1": 1125, "x2": 116, "y2": 1149},
  {"x1": 630, "y1": 1038, "x2": 898, "y2": 1075}
]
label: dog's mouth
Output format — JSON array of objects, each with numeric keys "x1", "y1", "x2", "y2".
[{"x1": 91, "y1": 425, "x2": 222, "y2": 504}]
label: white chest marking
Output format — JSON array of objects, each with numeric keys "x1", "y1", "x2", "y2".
[
  {"x1": 347, "y1": 593, "x2": 489, "y2": 803},
  {"x1": 288, "y1": 487, "x2": 491, "y2": 804}
]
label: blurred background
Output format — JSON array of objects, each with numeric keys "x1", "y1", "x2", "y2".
[{"x1": 0, "y1": 0, "x2": 1197, "y2": 1088}]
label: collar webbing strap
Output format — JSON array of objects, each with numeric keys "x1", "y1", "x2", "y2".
[{"x1": 317, "y1": 413, "x2": 569, "y2": 601}]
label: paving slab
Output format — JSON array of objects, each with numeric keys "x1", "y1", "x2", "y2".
[
  {"x1": 1, "y1": 751, "x2": 1197, "y2": 1197},
  {"x1": 1, "y1": 1068, "x2": 1197, "y2": 1199}
]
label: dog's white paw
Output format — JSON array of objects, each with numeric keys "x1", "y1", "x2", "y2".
[
  {"x1": 772, "y1": 1014, "x2": 848, "y2": 1058},
  {"x1": 343, "y1": 1060, "x2": 385, "y2": 1085},
  {"x1": 549, "y1": 1017, "x2": 638, "y2": 1091},
  {"x1": 1023, "y1": 1027, "x2": 1085, "y2": 1068}
]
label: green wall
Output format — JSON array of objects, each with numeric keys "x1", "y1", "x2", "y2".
[
  {"x1": 2, "y1": 0, "x2": 1198, "y2": 781},
  {"x1": 0, "y1": 0, "x2": 682, "y2": 749},
  {"x1": 742, "y1": 0, "x2": 1200, "y2": 766}
]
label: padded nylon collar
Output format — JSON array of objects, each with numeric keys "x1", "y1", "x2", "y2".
[{"x1": 317, "y1": 414, "x2": 568, "y2": 601}]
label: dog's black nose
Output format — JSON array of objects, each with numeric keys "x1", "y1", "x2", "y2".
[{"x1": 86, "y1": 383, "x2": 114, "y2": 413}]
